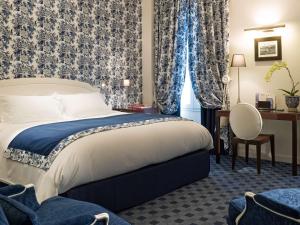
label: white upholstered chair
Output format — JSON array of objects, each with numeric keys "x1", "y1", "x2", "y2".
[{"x1": 229, "y1": 103, "x2": 275, "y2": 174}]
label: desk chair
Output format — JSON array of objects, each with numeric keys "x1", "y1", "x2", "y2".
[{"x1": 229, "y1": 103, "x2": 275, "y2": 174}]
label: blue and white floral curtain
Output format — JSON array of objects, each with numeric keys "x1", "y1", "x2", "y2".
[
  {"x1": 154, "y1": 0, "x2": 189, "y2": 114},
  {"x1": 154, "y1": 0, "x2": 229, "y2": 113},
  {"x1": 188, "y1": 0, "x2": 229, "y2": 109}
]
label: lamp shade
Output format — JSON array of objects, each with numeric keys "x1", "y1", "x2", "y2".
[{"x1": 231, "y1": 54, "x2": 246, "y2": 67}]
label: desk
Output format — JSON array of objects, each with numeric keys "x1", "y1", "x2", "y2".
[{"x1": 215, "y1": 110, "x2": 300, "y2": 176}]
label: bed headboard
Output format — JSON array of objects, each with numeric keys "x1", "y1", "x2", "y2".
[{"x1": 0, "y1": 78, "x2": 97, "y2": 96}]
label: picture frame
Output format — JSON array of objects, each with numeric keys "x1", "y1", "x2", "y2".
[{"x1": 254, "y1": 36, "x2": 282, "y2": 61}]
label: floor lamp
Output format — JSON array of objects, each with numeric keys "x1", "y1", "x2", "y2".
[{"x1": 231, "y1": 54, "x2": 246, "y2": 104}]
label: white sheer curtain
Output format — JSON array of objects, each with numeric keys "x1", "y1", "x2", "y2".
[{"x1": 180, "y1": 48, "x2": 201, "y2": 123}]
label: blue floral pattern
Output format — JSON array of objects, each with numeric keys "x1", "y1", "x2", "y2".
[
  {"x1": 188, "y1": 0, "x2": 229, "y2": 108},
  {"x1": 154, "y1": 0, "x2": 189, "y2": 114},
  {"x1": 4, "y1": 117, "x2": 187, "y2": 170},
  {"x1": 0, "y1": 0, "x2": 142, "y2": 108},
  {"x1": 154, "y1": 0, "x2": 229, "y2": 112}
]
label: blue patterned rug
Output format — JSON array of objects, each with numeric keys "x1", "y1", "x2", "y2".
[{"x1": 119, "y1": 155, "x2": 300, "y2": 225}]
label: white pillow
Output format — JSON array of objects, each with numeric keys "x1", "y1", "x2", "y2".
[
  {"x1": 59, "y1": 92, "x2": 111, "y2": 118},
  {"x1": 0, "y1": 95, "x2": 63, "y2": 123}
]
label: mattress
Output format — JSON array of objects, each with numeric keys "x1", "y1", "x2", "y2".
[{"x1": 0, "y1": 111, "x2": 213, "y2": 203}]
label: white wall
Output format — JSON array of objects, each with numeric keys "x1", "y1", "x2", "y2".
[
  {"x1": 142, "y1": 0, "x2": 154, "y2": 105},
  {"x1": 229, "y1": 0, "x2": 300, "y2": 163}
]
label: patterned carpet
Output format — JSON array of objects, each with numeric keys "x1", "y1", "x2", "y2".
[{"x1": 119, "y1": 155, "x2": 300, "y2": 225}]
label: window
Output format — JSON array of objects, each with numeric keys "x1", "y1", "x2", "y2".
[{"x1": 180, "y1": 51, "x2": 201, "y2": 123}]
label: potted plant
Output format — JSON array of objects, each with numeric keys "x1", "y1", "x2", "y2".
[{"x1": 265, "y1": 61, "x2": 299, "y2": 112}]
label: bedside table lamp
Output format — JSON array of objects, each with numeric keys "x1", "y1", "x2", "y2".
[{"x1": 231, "y1": 54, "x2": 246, "y2": 103}]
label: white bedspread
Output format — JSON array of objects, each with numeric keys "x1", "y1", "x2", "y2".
[{"x1": 0, "y1": 111, "x2": 213, "y2": 203}]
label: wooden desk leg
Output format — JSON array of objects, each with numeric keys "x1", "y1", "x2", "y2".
[
  {"x1": 229, "y1": 124, "x2": 234, "y2": 155},
  {"x1": 216, "y1": 113, "x2": 221, "y2": 164},
  {"x1": 292, "y1": 120, "x2": 298, "y2": 176}
]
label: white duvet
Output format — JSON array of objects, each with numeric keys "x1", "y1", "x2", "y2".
[{"x1": 0, "y1": 111, "x2": 213, "y2": 203}]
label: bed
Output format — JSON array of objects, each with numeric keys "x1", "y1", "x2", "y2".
[{"x1": 0, "y1": 78, "x2": 213, "y2": 212}]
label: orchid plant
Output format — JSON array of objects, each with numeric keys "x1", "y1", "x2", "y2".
[{"x1": 264, "y1": 61, "x2": 299, "y2": 96}]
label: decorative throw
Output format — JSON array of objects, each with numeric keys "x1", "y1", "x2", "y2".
[{"x1": 4, "y1": 114, "x2": 186, "y2": 170}]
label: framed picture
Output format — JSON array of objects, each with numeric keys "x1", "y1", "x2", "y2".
[{"x1": 254, "y1": 36, "x2": 282, "y2": 61}]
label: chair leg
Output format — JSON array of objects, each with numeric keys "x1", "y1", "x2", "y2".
[
  {"x1": 270, "y1": 135, "x2": 275, "y2": 166},
  {"x1": 256, "y1": 144, "x2": 261, "y2": 175},
  {"x1": 232, "y1": 142, "x2": 238, "y2": 170},
  {"x1": 245, "y1": 143, "x2": 249, "y2": 163}
]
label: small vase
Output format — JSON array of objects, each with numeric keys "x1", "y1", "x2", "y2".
[{"x1": 285, "y1": 96, "x2": 300, "y2": 112}]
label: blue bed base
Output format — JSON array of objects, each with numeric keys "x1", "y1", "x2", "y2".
[
  {"x1": 0, "y1": 149, "x2": 210, "y2": 212},
  {"x1": 61, "y1": 149, "x2": 210, "y2": 212}
]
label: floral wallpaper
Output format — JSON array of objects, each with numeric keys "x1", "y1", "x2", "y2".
[{"x1": 0, "y1": 0, "x2": 142, "y2": 108}]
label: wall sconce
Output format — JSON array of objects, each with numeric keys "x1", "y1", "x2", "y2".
[
  {"x1": 98, "y1": 81, "x2": 109, "y2": 95},
  {"x1": 122, "y1": 79, "x2": 130, "y2": 87},
  {"x1": 95, "y1": 79, "x2": 108, "y2": 91},
  {"x1": 100, "y1": 82, "x2": 107, "y2": 88},
  {"x1": 244, "y1": 24, "x2": 285, "y2": 32}
]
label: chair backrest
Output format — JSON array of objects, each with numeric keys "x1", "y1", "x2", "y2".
[{"x1": 229, "y1": 103, "x2": 263, "y2": 140}]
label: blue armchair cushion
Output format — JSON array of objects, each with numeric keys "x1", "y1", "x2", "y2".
[
  {"x1": 0, "y1": 207, "x2": 9, "y2": 225},
  {"x1": 38, "y1": 213, "x2": 105, "y2": 225},
  {"x1": 0, "y1": 185, "x2": 131, "y2": 225},
  {"x1": 0, "y1": 184, "x2": 25, "y2": 196},
  {"x1": 239, "y1": 194, "x2": 300, "y2": 225},
  {"x1": 37, "y1": 196, "x2": 130, "y2": 225},
  {"x1": 0, "y1": 194, "x2": 39, "y2": 225},
  {"x1": 227, "y1": 197, "x2": 245, "y2": 225},
  {"x1": 254, "y1": 188, "x2": 300, "y2": 219},
  {"x1": 0, "y1": 185, "x2": 40, "y2": 211},
  {"x1": 227, "y1": 190, "x2": 300, "y2": 225}
]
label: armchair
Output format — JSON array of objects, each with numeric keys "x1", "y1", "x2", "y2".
[
  {"x1": 227, "y1": 189, "x2": 300, "y2": 225},
  {"x1": 0, "y1": 184, "x2": 130, "y2": 225}
]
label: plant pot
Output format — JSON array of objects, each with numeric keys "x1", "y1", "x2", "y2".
[{"x1": 285, "y1": 96, "x2": 300, "y2": 112}]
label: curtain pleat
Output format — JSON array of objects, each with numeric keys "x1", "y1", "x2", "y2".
[
  {"x1": 188, "y1": 0, "x2": 229, "y2": 109},
  {"x1": 154, "y1": 0, "x2": 189, "y2": 114},
  {"x1": 154, "y1": 0, "x2": 229, "y2": 113},
  {"x1": 201, "y1": 108, "x2": 218, "y2": 136}
]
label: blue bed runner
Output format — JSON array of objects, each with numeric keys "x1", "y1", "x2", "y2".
[{"x1": 4, "y1": 113, "x2": 185, "y2": 170}]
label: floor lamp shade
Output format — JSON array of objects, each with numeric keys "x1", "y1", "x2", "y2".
[
  {"x1": 231, "y1": 54, "x2": 246, "y2": 67},
  {"x1": 231, "y1": 54, "x2": 246, "y2": 104}
]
